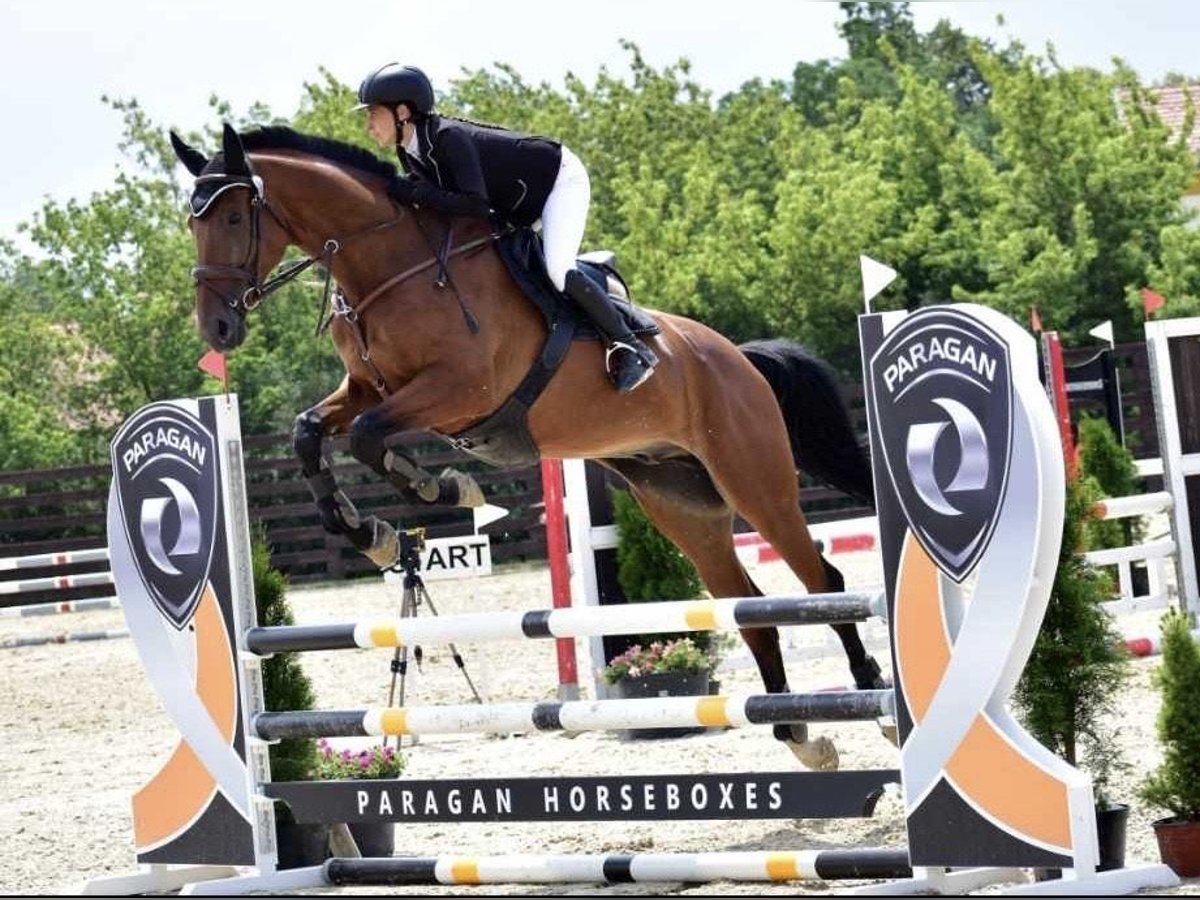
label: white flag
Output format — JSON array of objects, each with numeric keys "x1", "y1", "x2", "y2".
[
  {"x1": 1088, "y1": 320, "x2": 1114, "y2": 347},
  {"x1": 860, "y1": 256, "x2": 898, "y2": 310},
  {"x1": 473, "y1": 503, "x2": 509, "y2": 532}
]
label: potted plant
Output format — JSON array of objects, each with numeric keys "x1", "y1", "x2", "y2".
[
  {"x1": 602, "y1": 636, "x2": 712, "y2": 739},
  {"x1": 252, "y1": 533, "x2": 327, "y2": 869},
  {"x1": 1139, "y1": 609, "x2": 1200, "y2": 876},
  {"x1": 312, "y1": 739, "x2": 406, "y2": 856},
  {"x1": 1014, "y1": 472, "x2": 1133, "y2": 873},
  {"x1": 611, "y1": 488, "x2": 718, "y2": 674}
]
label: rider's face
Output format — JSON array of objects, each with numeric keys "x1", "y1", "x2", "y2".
[{"x1": 366, "y1": 105, "x2": 397, "y2": 147}]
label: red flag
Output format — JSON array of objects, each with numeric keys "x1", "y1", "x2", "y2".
[
  {"x1": 1142, "y1": 287, "x2": 1166, "y2": 318},
  {"x1": 1029, "y1": 306, "x2": 1043, "y2": 334},
  {"x1": 198, "y1": 350, "x2": 227, "y2": 382}
]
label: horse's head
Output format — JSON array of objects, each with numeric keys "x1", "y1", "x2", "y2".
[{"x1": 171, "y1": 124, "x2": 291, "y2": 351}]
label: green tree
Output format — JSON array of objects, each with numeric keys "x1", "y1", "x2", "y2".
[
  {"x1": 4, "y1": 19, "x2": 1199, "y2": 471},
  {"x1": 959, "y1": 58, "x2": 1195, "y2": 342}
]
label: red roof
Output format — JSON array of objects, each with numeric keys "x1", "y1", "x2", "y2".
[{"x1": 1133, "y1": 85, "x2": 1200, "y2": 156}]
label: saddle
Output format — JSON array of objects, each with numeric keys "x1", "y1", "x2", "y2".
[
  {"x1": 494, "y1": 227, "x2": 659, "y2": 339},
  {"x1": 443, "y1": 227, "x2": 660, "y2": 469}
]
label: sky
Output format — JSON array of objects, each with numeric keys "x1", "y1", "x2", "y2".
[{"x1": 2, "y1": 0, "x2": 1198, "y2": 248}]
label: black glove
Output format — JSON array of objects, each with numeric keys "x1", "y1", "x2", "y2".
[
  {"x1": 387, "y1": 176, "x2": 419, "y2": 205},
  {"x1": 410, "y1": 182, "x2": 493, "y2": 219}
]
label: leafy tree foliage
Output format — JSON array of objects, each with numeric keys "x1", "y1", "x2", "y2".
[{"x1": 2, "y1": 3, "x2": 1196, "y2": 469}]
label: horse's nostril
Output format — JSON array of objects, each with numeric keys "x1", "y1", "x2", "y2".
[{"x1": 217, "y1": 318, "x2": 230, "y2": 340}]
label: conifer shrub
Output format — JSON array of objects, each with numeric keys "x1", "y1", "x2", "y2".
[
  {"x1": 1014, "y1": 474, "x2": 1131, "y2": 801},
  {"x1": 253, "y1": 532, "x2": 319, "y2": 785},
  {"x1": 1140, "y1": 610, "x2": 1200, "y2": 820},
  {"x1": 1077, "y1": 415, "x2": 1144, "y2": 549}
]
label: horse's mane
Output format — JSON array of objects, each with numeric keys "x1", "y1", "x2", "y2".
[{"x1": 239, "y1": 126, "x2": 397, "y2": 181}]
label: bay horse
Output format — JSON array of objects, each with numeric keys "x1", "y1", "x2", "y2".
[{"x1": 171, "y1": 124, "x2": 887, "y2": 770}]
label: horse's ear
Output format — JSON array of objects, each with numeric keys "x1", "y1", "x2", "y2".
[
  {"x1": 170, "y1": 130, "x2": 209, "y2": 177},
  {"x1": 222, "y1": 123, "x2": 250, "y2": 176}
]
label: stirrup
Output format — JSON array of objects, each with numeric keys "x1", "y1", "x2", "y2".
[{"x1": 605, "y1": 341, "x2": 656, "y2": 393}]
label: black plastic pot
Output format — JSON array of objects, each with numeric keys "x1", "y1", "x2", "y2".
[
  {"x1": 1034, "y1": 802, "x2": 1128, "y2": 881},
  {"x1": 1096, "y1": 802, "x2": 1129, "y2": 872},
  {"x1": 275, "y1": 821, "x2": 331, "y2": 869},
  {"x1": 348, "y1": 821, "x2": 396, "y2": 857},
  {"x1": 613, "y1": 670, "x2": 710, "y2": 739}
]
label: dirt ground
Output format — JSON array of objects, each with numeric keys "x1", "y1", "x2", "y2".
[{"x1": 1, "y1": 548, "x2": 1196, "y2": 895}]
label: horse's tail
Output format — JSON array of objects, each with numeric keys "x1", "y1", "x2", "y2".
[{"x1": 739, "y1": 338, "x2": 875, "y2": 508}]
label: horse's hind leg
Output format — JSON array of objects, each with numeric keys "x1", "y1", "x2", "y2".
[
  {"x1": 688, "y1": 409, "x2": 888, "y2": 741},
  {"x1": 601, "y1": 457, "x2": 838, "y2": 771},
  {"x1": 821, "y1": 560, "x2": 888, "y2": 690}
]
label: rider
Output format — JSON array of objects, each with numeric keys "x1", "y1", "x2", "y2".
[{"x1": 354, "y1": 62, "x2": 658, "y2": 393}]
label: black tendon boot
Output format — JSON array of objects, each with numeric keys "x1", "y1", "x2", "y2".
[{"x1": 563, "y1": 269, "x2": 658, "y2": 393}]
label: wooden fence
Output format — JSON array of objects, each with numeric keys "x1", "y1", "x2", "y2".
[{"x1": 0, "y1": 434, "x2": 542, "y2": 608}]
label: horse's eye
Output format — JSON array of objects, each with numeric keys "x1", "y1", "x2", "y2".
[{"x1": 228, "y1": 211, "x2": 243, "y2": 225}]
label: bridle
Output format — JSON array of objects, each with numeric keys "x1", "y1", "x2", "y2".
[{"x1": 189, "y1": 172, "x2": 401, "y2": 317}]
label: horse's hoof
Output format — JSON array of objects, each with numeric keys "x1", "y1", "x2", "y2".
[
  {"x1": 363, "y1": 518, "x2": 400, "y2": 568},
  {"x1": 786, "y1": 735, "x2": 840, "y2": 771},
  {"x1": 878, "y1": 716, "x2": 900, "y2": 747},
  {"x1": 439, "y1": 468, "x2": 486, "y2": 508}
]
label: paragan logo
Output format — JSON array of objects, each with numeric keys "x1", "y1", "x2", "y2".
[
  {"x1": 868, "y1": 309, "x2": 1013, "y2": 581},
  {"x1": 111, "y1": 404, "x2": 218, "y2": 628}
]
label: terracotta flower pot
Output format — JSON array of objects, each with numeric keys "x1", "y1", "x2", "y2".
[{"x1": 1153, "y1": 817, "x2": 1200, "y2": 877}]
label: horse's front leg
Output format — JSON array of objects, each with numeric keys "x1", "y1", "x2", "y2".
[
  {"x1": 293, "y1": 376, "x2": 404, "y2": 567},
  {"x1": 348, "y1": 366, "x2": 487, "y2": 512}
]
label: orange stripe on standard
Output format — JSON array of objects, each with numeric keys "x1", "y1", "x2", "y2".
[
  {"x1": 696, "y1": 697, "x2": 730, "y2": 727},
  {"x1": 369, "y1": 623, "x2": 400, "y2": 648},
  {"x1": 684, "y1": 601, "x2": 717, "y2": 631},
  {"x1": 380, "y1": 709, "x2": 408, "y2": 735},
  {"x1": 766, "y1": 853, "x2": 799, "y2": 880},
  {"x1": 947, "y1": 716, "x2": 1071, "y2": 849},
  {"x1": 896, "y1": 533, "x2": 1071, "y2": 850},
  {"x1": 133, "y1": 585, "x2": 237, "y2": 849},
  {"x1": 450, "y1": 858, "x2": 480, "y2": 884},
  {"x1": 895, "y1": 533, "x2": 951, "y2": 720}
]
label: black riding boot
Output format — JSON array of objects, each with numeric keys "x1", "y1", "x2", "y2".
[{"x1": 564, "y1": 269, "x2": 658, "y2": 393}]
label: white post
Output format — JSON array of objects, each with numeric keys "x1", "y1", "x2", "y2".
[{"x1": 1145, "y1": 320, "x2": 1200, "y2": 617}]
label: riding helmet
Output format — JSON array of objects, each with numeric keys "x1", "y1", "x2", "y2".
[{"x1": 353, "y1": 63, "x2": 435, "y2": 115}]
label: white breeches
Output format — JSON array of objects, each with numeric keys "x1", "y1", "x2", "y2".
[{"x1": 540, "y1": 146, "x2": 590, "y2": 291}]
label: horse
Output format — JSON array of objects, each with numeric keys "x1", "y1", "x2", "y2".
[{"x1": 171, "y1": 123, "x2": 887, "y2": 770}]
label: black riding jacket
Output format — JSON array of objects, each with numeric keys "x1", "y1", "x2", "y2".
[{"x1": 395, "y1": 115, "x2": 562, "y2": 227}]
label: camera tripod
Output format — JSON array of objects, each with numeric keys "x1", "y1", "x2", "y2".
[{"x1": 383, "y1": 528, "x2": 483, "y2": 749}]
